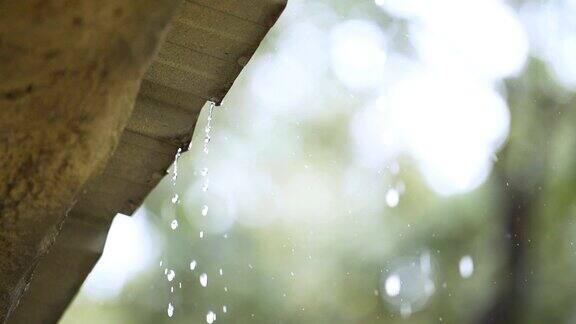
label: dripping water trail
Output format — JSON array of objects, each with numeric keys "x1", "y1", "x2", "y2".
[
  {"x1": 163, "y1": 101, "x2": 218, "y2": 319},
  {"x1": 195, "y1": 101, "x2": 227, "y2": 324}
]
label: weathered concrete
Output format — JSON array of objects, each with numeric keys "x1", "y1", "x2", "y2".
[{"x1": 0, "y1": 0, "x2": 181, "y2": 320}]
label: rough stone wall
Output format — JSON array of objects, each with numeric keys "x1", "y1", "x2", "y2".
[{"x1": 0, "y1": 0, "x2": 181, "y2": 320}]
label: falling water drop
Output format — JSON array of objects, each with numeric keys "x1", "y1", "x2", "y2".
[
  {"x1": 206, "y1": 310, "x2": 216, "y2": 324},
  {"x1": 190, "y1": 260, "x2": 197, "y2": 271},
  {"x1": 385, "y1": 274, "x2": 401, "y2": 297},
  {"x1": 381, "y1": 252, "x2": 436, "y2": 316},
  {"x1": 171, "y1": 148, "x2": 182, "y2": 184},
  {"x1": 167, "y1": 302, "x2": 174, "y2": 317},
  {"x1": 200, "y1": 273, "x2": 208, "y2": 287},
  {"x1": 201, "y1": 167, "x2": 208, "y2": 177},
  {"x1": 203, "y1": 102, "x2": 216, "y2": 154},
  {"x1": 202, "y1": 205, "x2": 209, "y2": 216},
  {"x1": 222, "y1": 305, "x2": 227, "y2": 313},
  {"x1": 171, "y1": 193, "x2": 179, "y2": 204},
  {"x1": 459, "y1": 255, "x2": 474, "y2": 278},
  {"x1": 386, "y1": 188, "x2": 400, "y2": 207},
  {"x1": 167, "y1": 269, "x2": 176, "y2": 282},
  {"x1": 219, "y1": 268, "x2": 223, "y2": 276},
  {"x1": 170, "y1": 220, "x2": 178, "y2": 230},
  {"x1": 199, "y1": 230, "x2": 204, "y2": 239}
]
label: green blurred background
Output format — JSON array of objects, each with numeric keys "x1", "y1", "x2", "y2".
[{"x1": 61, "y1": 0, "x2": 576, "y2": 323}]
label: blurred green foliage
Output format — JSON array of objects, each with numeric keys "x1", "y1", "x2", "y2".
[{"x1": 61, "y1": 0, "x2": 576, "y2": 323}]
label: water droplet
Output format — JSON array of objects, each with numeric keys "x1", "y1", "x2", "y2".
[
  {"x1": 167, "y1": 302, "x2": 174, "y2": 317},
  {"x1": 219, "y1": 268, "x2": 223, "y2": 276},
  {"x1": 167, "y1": 269, "x2": 175, "y2": 282},
  {"x1": 386, "y1": 189, "x2": 400, "y2": 207},
  {"x1": 171, "y1": 193, "x2": 179, "y2": 204},
  {"x1": 385, "y1": 274, "x2": 401, "y2": 297},
  {"x1": 206, "y1": 310, "x2": 216, "y2": 323},
  {"x1": 170, "y1": 286, "x2": 174, "y2": 293},
  {"x1": 171, "y1": 148, "x2": 182, "y2": 185},
  {"x1": 178, "y1": 282, "x2": 182, "y2": 288},
  {"x1": 202, "y1": 205, "x2": 209, "y2": 216},
  {"x1": 224, "y1": 286, "x2": 228, "y2": 292},
  {"x1": 203, "y1": 102, "x2": 216, "y2": 154},
  {"x1": 199, "y1": 230, "x2": 204, "y2": 238},
  {"x1": 223, "y1": 305, "x2": 227, "y2": 313},
  {"x1": 159, "y1": 260, "x2": 163, "y2": 267},
  {"x1": 381, "y1": 253, "x2": 436, "y2": 315},
  {"x1": 459, "y1": 255, "x2": 474, "y2": 278},
  {"x1": 190, "y1": 260, "x2": 197, "y2": 271},
  {"x1": 200, "y1": 273, "x2": 208, "y2": 287},
  {"x1": 201, "y1": 168, "x2": 208, "y2": 177},
  {"x1": 170, "y1": 220, "x2": 178, "y2": 230}
]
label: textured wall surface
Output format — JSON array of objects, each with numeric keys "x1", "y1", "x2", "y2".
[{"x1": 0, "y1": 0, "x2": 181, "y2": 320}]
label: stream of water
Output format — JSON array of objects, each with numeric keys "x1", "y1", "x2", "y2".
[{"x1": 164, "y1": 101, "x2": 219, "y2": 322}]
